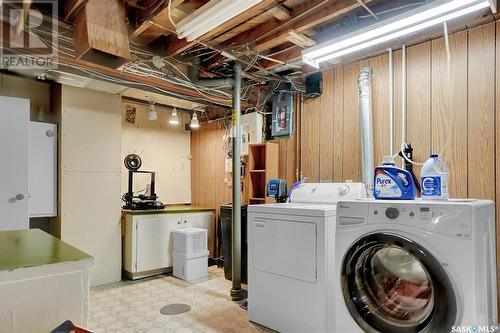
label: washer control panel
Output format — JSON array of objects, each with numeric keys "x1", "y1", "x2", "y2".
[
  {"x1": 337, "y1": 200, "x2": 472, "y2": 239},
  {"x1": 385, "y1": 207, "x2": 400, "y2": 220}
]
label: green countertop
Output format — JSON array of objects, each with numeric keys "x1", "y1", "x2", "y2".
[
  {"x1": 122, "y1": 205, "x2": 215, "y2": 215},
  {"x1": 0, "y1": 229, "x2": 93, "y2": 272}
]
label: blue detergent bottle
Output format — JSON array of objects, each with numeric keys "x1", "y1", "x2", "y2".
[{"x1": 374, "y1": 156, "x2": 416, "y2": 200}]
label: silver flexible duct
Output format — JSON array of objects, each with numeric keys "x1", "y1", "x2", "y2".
[{"x1": 358, "y1": 67, "x2": 374, "y2": 196}]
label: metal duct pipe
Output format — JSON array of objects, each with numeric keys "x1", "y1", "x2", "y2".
[
  {"x1": 358, "y1": 67, "x2": 374, "y2": 196},
  {"x1": 187, "y1": 58, "x2": 244, "y2": 300},
  {"x1": 188, "y1": 59, "x2": 234, "y2": 87},
  {"x1": 401, "y1": 44, "x2": 407, "y2": 168},
  {"x1": 388, "y1": 48, "x2": 394, "y2": 156},
  {"x1": 230, "y1": 62, "x2": 245, "y2": 301}
]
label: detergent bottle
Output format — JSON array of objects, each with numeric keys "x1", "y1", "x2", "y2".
[
  {"x1": 421, "y1": 154, "x2": 449, "y2": 200},
  {"x1": 374, "y1": 156, "x2": 416, "y2": 200}
]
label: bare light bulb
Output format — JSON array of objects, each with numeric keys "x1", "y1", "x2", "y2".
[
  {"x1": 147, "y1": 104, "x2": 157, "y2": 121},
  {"x1": 170, "y1": 107, "x2": 179, "y2": 125},
  {"x1": 190, "y1": 112, "x2": 199, "y2": 129}
]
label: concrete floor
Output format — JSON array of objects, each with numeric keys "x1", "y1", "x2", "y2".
[{"x1": 88, "y1": 266, "x2": 272, "y2": 333}]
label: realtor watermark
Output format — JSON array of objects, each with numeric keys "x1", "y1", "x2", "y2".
[{"x1": 0, "y1": 0, "x2": 58, "y2": 69}]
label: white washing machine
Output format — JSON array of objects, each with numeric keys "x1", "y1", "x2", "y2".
[
  {"x1": 334, "y1": 199, "x2": 497, "y2": 333},
  {"x1": 248, "y1": 183, "x2": 367, "y2": 333}
]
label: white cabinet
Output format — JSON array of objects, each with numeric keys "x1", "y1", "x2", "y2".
[
  {"x1": 123, "y1": 210, "x2": 215, "y2": 279},
  {"x1": 29, "y1": 121, "x2": 57, "y2": 217},
  {"x1": 0, "y1": 229, "x2": 93, "y2": 333},
  {"x1": 136, "y1": 216, "x2": 174, "y2": 272},
  {"x1": 0, "y1": 97, "x2": 29, "y2": 230},
  {"x1": 0, "y1": 99, "x2": 58, "y2": 228}
]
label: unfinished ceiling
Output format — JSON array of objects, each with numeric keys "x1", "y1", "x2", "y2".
[{"x1": 2, "y1": 0, "x2": 493, "y2": 111}]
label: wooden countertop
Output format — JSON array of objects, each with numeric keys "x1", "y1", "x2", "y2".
[
  {"x1": 122, "y1": 205, "x2": 215, "y2": 215},
  {"x1": 0, "y1": 229, "x2": 93, "y2": 272}
]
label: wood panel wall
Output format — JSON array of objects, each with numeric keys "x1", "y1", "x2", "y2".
[
  {"x1": 300, "y1": 21, "x2": 500, "y2": 312},
  {"x1": 191, "y1": 22, "x2": 500, "y2": 306},
  {"x1": 300, "y1": 23, "x2": 497, "y2": 199},
  {"x1": 191, "y1": 121, "x2": 232, "y2": 217},
  {"x1": 191, "y1": 111, "x2": 298, "y2": 256}
]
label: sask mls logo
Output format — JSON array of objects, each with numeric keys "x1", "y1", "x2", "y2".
[
  {"x1": 451, "y1": 325, "x2": 499, "y2": 332},
  {"x1": 0, "y1": 1, "x2": 58, "y2": 69}
]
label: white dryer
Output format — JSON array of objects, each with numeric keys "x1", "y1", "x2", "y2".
[
  {"x1": 334, "y1": 199, "x2": 497, "y2": 333},
  {"x1": 248, "y1": 183, "x2": 367, "y2": 333}
]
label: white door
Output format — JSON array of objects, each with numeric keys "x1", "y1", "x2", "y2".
[{"x1": 0, "y1": 96, "x2": 29, "y2": 230}]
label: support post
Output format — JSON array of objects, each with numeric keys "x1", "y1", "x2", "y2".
[{"x1": 230, "y1": 62, "x2": 245, "y2": 301}]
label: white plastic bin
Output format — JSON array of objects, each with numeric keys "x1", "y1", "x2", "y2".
[
  {"x1": 173, "y1": 251, "x2": 208, "y2": 281},
  {"x1": 172, "y1": 228, "x2": 207, "y2": 256},
  {"x1": 172, "y1": 228, "x2": 208, "y2": 281}
]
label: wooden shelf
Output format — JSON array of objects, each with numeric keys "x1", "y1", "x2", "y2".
[
  {"x1": 249, "y1": 198, "x2": 266, "y2": 204},
  {"x1": 247, "y1": 143, "x2": 279, "y2": 205}
]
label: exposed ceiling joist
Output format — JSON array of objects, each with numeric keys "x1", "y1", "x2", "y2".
[
  {"x1": 162, "y1": 0, "x2": 277, "y2": 57},
  {"x1": 218, "y1": 0, "x2": 323, "y2": 47},
  {"x1": 63, "y1": 0, "x2": 88, "y2": 21},
  {"x1": 253, "y1": 0, "x2": 374, "y2": 52},
  {"x1": 211, "y1": 3, "x2": 286, "y2": 44},
  {"x1": 129, "y1": 0, "x2": 189, "y2": 45},
  {"x1": 255, "y1": 45, "x2": 302, "y2": 72},
  {"x1": 285, "y1": 30, "x2": 316, "y2": 48},
  {"x1": 218, "y1": 0, "x2": 371, "y2": 54},
  {"x1": 270, "y1": 5, "x2": 291, "y2": 21}
]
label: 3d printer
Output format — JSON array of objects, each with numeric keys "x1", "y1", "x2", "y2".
[{"x1": 122, "y1": 154, "x2": 165, "y2": 210}]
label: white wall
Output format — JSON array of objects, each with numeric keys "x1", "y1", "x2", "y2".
[
  {"x1": 121, "y1": 102, "x2": 191, "y2": 204},
  {"x1": 61, "y1": 86, "x2": 122, "y2": 286}
]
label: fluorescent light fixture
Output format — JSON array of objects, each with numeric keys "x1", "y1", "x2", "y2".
[
  {"x1": 170, "y1": 107, "x2": 179, "y2": 125},
  {"x1": 147, "y1": 104, "x2": 157, "y2": 121},
  {"x1": 190, "y1": 112, "x2": 200, "y2": 129},
  {"x1": 176, "y1": 0, "x2": 263, "y2": 42},
  {"x1": 303, "y1": 0, "x2": 494, "y2": 68}
]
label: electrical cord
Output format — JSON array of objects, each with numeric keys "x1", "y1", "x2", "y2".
[
  {"x1": 27, "y1": 23, "x2": 235, "y2": 103},
  {"x1": 398, "y1": 21, "x2": 453, "y2": 166},
  {"x1": 439, "y1": 21, "x2": 453, "y2": 157},
  {"x1": 167, "y1": 0, "x2": 176, "y2": 28}
]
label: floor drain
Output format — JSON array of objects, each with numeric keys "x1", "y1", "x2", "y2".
[{"x1": 160, "y1": 303, "x2": 191, "y2": 315}]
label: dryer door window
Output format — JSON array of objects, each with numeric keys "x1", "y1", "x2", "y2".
[{"x1": 341, "y1": 233, "x2": 458, "y2": 333}]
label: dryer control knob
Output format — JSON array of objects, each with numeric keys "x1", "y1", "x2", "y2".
[
  {"x1": 385, "y1": 207, "x2": 400, "y2": 220},
  {"x1": 339, "y1": 185, "x2": 350, "y2": 195}
]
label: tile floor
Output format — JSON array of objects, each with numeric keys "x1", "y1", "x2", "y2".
[{"x1": 88, "y1": 267, "x2": 273, "y2": 333}]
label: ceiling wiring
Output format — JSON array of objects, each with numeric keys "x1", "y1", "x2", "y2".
[
  {"x1": 2, "y1": 0, "x2": 307, "y2": 116},
  {"x1": 26, "y1": 23, "x2": 236, "y2": 103},
  {"x1": 356, "y1": 0, "x2": 378, "y2": 19}
]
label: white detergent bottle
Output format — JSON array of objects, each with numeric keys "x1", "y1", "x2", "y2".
[{"x1": 420, "y1": 154, "x2": 449, "y2": 200}]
